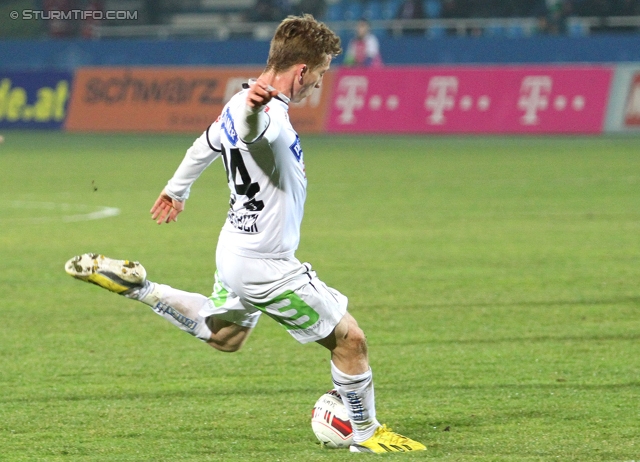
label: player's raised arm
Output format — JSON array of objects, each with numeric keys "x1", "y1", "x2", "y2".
[
  {"x1": 236, "y1": 79, "x2": 278, "y2": 144},
  {"x1": 151, "y1": 123, "x2": 222, "y2": 225}
]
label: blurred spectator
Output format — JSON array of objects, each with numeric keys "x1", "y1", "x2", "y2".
[
  {"x1": 344, "y1": 19, "x2": 383, "y2": 67},
  {"x1": 397, "y1": 0, "x2": 426, "y2": 19},
  {"x1": 535, "y1": 13, "x2": 551, "y2": 32},
  {"x1": 396, "y1": 0, "x2": 426, "y2": 35},
  {"x1": 547, "y1": 0, "x2": 570, "y2": 34},
  {"x1": 43, "y1": 0, "x2": 76, "y2": 37},
  {"x1": 80, "y1": 0, "x2": 104, "y2": 39},
  {"x1": 532, "y1": 0, "x2": 570, "y2": 34}
]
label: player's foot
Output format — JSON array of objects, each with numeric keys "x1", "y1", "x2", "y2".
[
  {"x1": 349, "y1": 425, "x2": 426, "y2": 454},
  {"x1": 65, "y1": 253, "x2": 147, "y2": 295}
]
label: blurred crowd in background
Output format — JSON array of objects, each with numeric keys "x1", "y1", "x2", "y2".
[
  {"x1": 0, "y1": 0, "x2": 638, "y2": 38},
  {"x1": 249, "y1": 0, "x2": 640, "y2": 20}
]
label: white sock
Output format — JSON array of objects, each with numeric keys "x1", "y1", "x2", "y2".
[
  {"x1": 331, "y1": 361, "x2": 381, "y2": 443},
  {"x1": 127, "y1": 281, "x2": 213, "y2": 342}
]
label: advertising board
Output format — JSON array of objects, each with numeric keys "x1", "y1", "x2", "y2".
[
  {"x1": 327, "y1": 67, "x2": 612, "y2": 134},
  {"x1": 65, "y1": 67, "x2": 332, "y2": 133},
  {"x1": 0, "y1": 71, "x2": 72, "y2": 129}
]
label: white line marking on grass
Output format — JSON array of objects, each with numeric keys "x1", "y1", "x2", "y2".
[
  {"x1": 6, "y1": 201, "x2": 121, "y2": 223},
  {"x1": 62, "y1": 207, "x2": 120, "y2": 222}
]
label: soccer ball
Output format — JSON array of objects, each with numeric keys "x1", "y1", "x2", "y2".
[{"x1": 311, "y1": 390, "x2": 353, "y2": 449}]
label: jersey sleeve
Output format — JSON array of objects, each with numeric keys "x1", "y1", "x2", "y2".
[
  {"x1": 261, "y1": 103, "x2": 285, "y2": 144},
  {"x1": 236, "y1": 105, "x2": 271, "y2": 144},
  {"x1": 165, "y1": 121, "x2": 221, "y2": 201}
]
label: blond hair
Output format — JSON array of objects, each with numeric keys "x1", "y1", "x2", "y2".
[{"x1": 265, "y1": 14, "x2": 342, "y2": 73}]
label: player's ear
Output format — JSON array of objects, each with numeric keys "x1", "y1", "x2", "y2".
[{"x1": 298, "y1": 64, "x2": 307, "y2": 83}]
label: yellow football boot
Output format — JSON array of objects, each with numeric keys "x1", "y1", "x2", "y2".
[{"x1": 350, "y1": 425, "x2": 426, "y2": 454}]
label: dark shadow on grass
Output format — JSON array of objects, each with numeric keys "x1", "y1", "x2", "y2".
[
  {"x1": 5, "y1": 381, "x2": 640, "y2": 405},
  {"x1": 421, "y1": 381, "x2": 640, "y2": 391},
  {"x1": 378, "y1": 332, "x2": 640, "y2": 346},
  {"x1": 0, "y1": 385, "x2": 315, "y2": 404},
  {"x1": 373, "y1": 295, "x2": 640, "y2": 312}
]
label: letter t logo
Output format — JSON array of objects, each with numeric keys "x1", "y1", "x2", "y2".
[
  {"x1": 518, "y1": 76, "x2": 552, "y2": 125},
  {"x1": 425, "y1": 76, "x2": 458, "y2": 125},
  {"x1": 335, "y1": 76, "x2": 368, "y2": 124}
]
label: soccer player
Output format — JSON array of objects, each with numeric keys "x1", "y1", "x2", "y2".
[{"x1": 65, "y1": 14, "x2": 425, "y2": 454}]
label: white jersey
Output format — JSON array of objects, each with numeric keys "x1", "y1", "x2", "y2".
[{"x1": 165, "y1": 86, "x2": 307, "y2": 259}]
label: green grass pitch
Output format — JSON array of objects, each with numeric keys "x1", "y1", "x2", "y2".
[{"x1": 1, "y1": 131, "x2": 639, "y2": 461}]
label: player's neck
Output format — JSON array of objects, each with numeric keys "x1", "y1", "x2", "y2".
[{"x1": 258, "y1": 70, "x2": 296, "y2": 101}]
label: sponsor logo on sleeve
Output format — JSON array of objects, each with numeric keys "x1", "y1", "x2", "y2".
[
  {"x1": 221, "y1": 107, "x2": 238, "y2": 145},
  {"x1": 290, "y1": 134, "x2": 303, "y2": 161}
]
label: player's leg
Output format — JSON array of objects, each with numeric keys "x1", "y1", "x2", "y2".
[
  {"x1": 223, "y1": 253, "x2": 412, "y2": 451},
  {"x1": 205, "y1": 316, "x2": 252, "y2": 352},
  {"x1": 316, "y1": 311, "x2": 368, "y2": 374},
  {"x1": 143, "y1": 281, "x2": 253, "y2": 352},
  {"x1": 318, "y1": 314, "x2": 426, "y2": 453},
  {"x1": 315, "y1": 312, "x2": 380, "y2": 441},
  {"x1": 214, "y1": 251, "x2": 425, "y2": 452},
  {"x1": 64, "y1": 253, "x2": 253, "y2": 352}
]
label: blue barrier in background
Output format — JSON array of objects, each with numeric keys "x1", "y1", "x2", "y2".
[{"x1": 1, "y1": 34, "x2": 639, "y2": 71}]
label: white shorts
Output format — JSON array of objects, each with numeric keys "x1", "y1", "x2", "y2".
[{"x1": 199, "y1": 244, "x2": 348, "y2": 344}]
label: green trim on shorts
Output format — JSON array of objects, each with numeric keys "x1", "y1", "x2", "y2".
[
  {"x1": 209, "y1": 271, "x2": 229, "y2": 308},
  {"x1": 254, "y1": 290, "x2": 320, "y2": 330}
]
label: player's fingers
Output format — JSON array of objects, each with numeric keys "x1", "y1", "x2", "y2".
[
  {"x1": 168, "y1": 208, "x2": 180, "y2": 223},
  {"x1": 247, "y1": 82, "x2": 275, "y2": 106},
  {"x1": 247, "y1": 91, "x2": 269, "y2": 107},
  {"x1": 150, "y1": 196, "x2": 164, "y2": 214},
  {"x1": 155, "y1": 203, "x2": 172, "y2": 224},
  {"x1": 251, "y1": 79, "x2": 269, "y2": 92},
  {"x1": 151, "y1": 193, "x2": 172, "y2": 215},
  {"x1": 164, "y1": 205, "x2": 175, "y2": 223},
  {"x1": 151, "y1": 203, "x2": 166, "y2": 221}
]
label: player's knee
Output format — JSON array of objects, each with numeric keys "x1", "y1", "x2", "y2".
[
  {"x1": 221, "y1": 343, "x2": 243, "y2": 353},
  {"x1": 209, "y1": 340, "x2": 243, "y2": 353},
  {"x1": 206, "y1": 318, "x2": 251, "y2": 353},
  {"x1": 347, "y1": 325, "x2": 368, "y2": 356},
  {"x1": 207, "y1": 336, "x2": 246, "y2": 353},
  {"x1": 339, "y1": 316, "x2": 367, "y2": 355}
]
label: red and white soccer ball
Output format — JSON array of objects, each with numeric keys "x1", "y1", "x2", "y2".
[{"x1": 311, "y1": 390, "x2": 353, "y2": 449}]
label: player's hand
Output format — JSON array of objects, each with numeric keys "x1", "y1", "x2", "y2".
[
  {"x1": 150, "y1": 189, "x2": 184, "y2": 224},
  {"x1": 246, "y1": 79, "x2": 278, "y2": 109}
]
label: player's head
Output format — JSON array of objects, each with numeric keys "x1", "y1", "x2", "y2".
[
  {"x1": 265, "y1": 15, "x2": 342, "y2": 103},
  {"x1": 266, "y1": 14, "x2": 341, "y2": 73}
]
